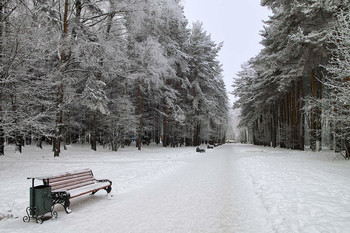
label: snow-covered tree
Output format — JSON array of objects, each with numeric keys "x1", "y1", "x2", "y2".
[
  {"x1": 317, "y1": 10, "x2": 350, "y2": 158},
  {"x1": 187, "y1": 22, "x2": 228, "y2": 146},
  {"x1": 234, "y1": 0, "x2": 348, "y2": 151},
  {"x1": 125, "y1": 0, "x2": 191, "y2": 149}
]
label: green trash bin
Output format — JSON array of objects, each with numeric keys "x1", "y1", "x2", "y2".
[{"x1": 30, "y1": 185, "x2": 52, "y2": 217}]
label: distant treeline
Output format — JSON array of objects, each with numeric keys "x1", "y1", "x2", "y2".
[{"x1": 233, "y1": 1, "x2": 350, "y2": 159}]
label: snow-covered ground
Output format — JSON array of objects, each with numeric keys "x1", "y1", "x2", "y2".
[{"x1": 1, "y1": 143, "x2": 350, "y2": 232}]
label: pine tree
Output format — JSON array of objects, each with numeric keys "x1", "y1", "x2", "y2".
[
  {"x1": 187, "y1": 22, "x2": 227, "y2": 145},
  {"x1": 319, "y1": 10, "x2": 350, "y2": 158}
]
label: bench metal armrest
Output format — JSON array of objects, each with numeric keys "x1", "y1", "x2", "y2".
[{"x1": 96, "y1": 179, "x2": 112, "y2": 186}]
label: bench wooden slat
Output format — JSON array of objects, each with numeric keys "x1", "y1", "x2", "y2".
[
  {"x1": 49, "y1": 171, "x2": 93, "y2": 183},
  {"x1": 69, "y1": 183, "x2": 111, "y2": 198},
  {"x1": 33, "y1": 168, "x2": 92, "y2": 180},
  {"x1": 51, "y1": 178, "x2": 95, "y2": 191},
  {"x1": 50, "y1": 175, "x2": 94, "y2": 186},
  {"x1": 52, "y1": 180, "x2": 95, "y2": 192},
  {"x1": 50, "y1": 176, "x2": 94, "y2": 186}
]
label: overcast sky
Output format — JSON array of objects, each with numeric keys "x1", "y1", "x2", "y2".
[{"x1": 182, "y1": 0, "x2": 270, "y2": 105}]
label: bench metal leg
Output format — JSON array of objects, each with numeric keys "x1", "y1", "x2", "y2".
[
  {"x1": 52, "y1": 191, "x2": 72, "y2": 214},
  {"x1": 95, "y1": 179, "x2": 112, "y2": 195},
  {"x1": 23, "y1": 206, "x2": 58, "y2": 224},
  {"x1": 64, "y1": 199, "x2": 72, "y2": 214},
  {"x1": 105, "y1": 186, "x2": 112, "y2": 193},
  {"x1": 91, "y1": 186, "x2": 112, "y2": 195}
]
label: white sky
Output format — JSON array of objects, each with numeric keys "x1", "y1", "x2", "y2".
[{"x1": 182, "y1": 0, "x2": 270, "y2": 106}]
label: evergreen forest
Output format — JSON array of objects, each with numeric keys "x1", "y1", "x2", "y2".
[
  {"x1": 233, "y1": 1, "x2": 350, "y2": 158},
  {"x1": 0, "y1": 0, "x2": 229, "y2": 156}
]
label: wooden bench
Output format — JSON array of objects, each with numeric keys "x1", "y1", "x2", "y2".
[
  {"x1": 36, "y1": 169, "x2": 112, "y2": 214},
  {"x1": 207, "y1": 144, "x2": 214, "y2": 149},
  {"x1": 196, "y1": 147, "x2": 206, "y2": 153}
]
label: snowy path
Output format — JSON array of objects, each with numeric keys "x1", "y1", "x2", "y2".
[
  {"x1": 92, "y1": 145, "x2": 270, "y2": 233},
  {"x1": 1, "y1": 144, "x2": 350, "y2": 232}
]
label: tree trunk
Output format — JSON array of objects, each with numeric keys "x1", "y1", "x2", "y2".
[
  {"x1": 291, "y1": 81, "x2": 297, "y2": 149},
  {"x1": 316, "y1": 72, "x2": 322, "y2": 151},
  {"x1": 252, "y1": 119, "x2": 258, "y2": 145},
  {"x1": 91, "y1": 112, "x2": 97, "y2": 151},
  {"x1": 335, "y1": 124, "x2": 342, "y2": 153},
  {"x1": 310, "y1": 70, "x2": 323, "y2": 151},
  {"x1": 271, "y1": 104, "x2": 277, "y2": 148},
  {"x1": 26, "y1": 131, "x2": 32, "y2": 145},
  {"x1": 15, "y1": 133, "x2": 23, "y2": 153},
  {"x1": 0, "y1": 119, "x2": 4, "y2": 155},
  {"x1": 0, "y1": 0, "x2": 4, "y2": 156},
  {"x1": 53, "y1": 102, "x2": 63, "y2": 157},
  {"x1": 53, "y1": 0, "x2": 69, "y2": 157},
  {"x1": 299, "y1": 78, "x2": 305, "y2": 150},
  {"x1": 72, "y1": 0, "x2": 81, "y2": 38},
  {"x1": 154, "y1": 111, "x2": 160, "y2": 145},
  {"x1": 279, "y1": 99, "x2": 284, "y2": 148},
  {"x1": 193, "y1": 124, "x2": 200, "y2": 146},
  {"x1": 310, "y1": 70, "x2": 316, "y2": 151},
  {"x1": 163, "y1": 103, "x2": 168, "y2": 147},
  {"x1": 37, "y1": 135, "x2": 43, "y2": 149},
  {"x1": 287, "y1": 93, "x2": 291, "y2": 149},
  {"x1": 329, "y1": 121, "x2": 334, "y2": 151},
  {"x1": 106, "y1": 0, "x2": 116, "y2": 36},
  {"x1": 136, "y1": 82, "x2": 142, "y2": 150},
  {"x1": 344, "y1": 139, "x2": 350, "y2": 159},
  {"x1": 10, "y1": 94, "x2": 22, "y2": 153}
]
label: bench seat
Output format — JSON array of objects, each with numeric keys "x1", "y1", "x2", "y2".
[{"x1": 56, "y1": 181, "x2": 111, "y2": 199}]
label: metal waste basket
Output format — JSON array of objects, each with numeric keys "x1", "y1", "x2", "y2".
[
  {"x1": 23, "y1": 177, "x2": 57, "y2": 224},
  {"x1": 30, "y1": 185, "x2": 52, "y2": 216}
]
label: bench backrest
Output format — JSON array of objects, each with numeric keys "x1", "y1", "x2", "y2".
[{"x1": 47, "y1": 169, "x2": 95, "y2": 192}]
